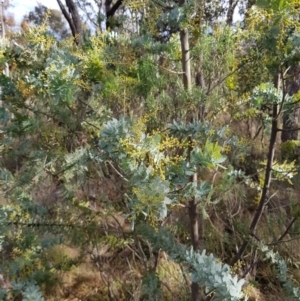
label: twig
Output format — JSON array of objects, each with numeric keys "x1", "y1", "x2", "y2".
[
  {"x1": 159, "y1": 66, "x2": 185, "y2": 74},
  {"x1": 277, "y1": 127, "x2": 300, "y2": 132},
  {"x1": 137, "y1": 239, "x2": 148, "y2": 270},
  {"x1": 106, "y1": 160, "x2": 129, "y2": 182},
  {"x1": 276, "y1": 217, "x2": 297, "y2": 243},
  {"x1": 242, "y1": 259, "x2": 260, "y2": 278},
  {"x1": 206, "y1": 60, "x2": 249, "y2": 95},
  {"x1": 267, "y1": 234, "x2": 300, "y2": 245},
  {"x1": 179, "y1": 263, "x2": 189, "y2": 288}
]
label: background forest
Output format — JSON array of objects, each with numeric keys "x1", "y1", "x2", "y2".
[{"x1": 0, "y1": 0, "x2": 300, "y2": 300}]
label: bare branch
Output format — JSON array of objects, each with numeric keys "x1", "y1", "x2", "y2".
[{"x1": 276, "y1": 217, "x2": 297, "y2": 243}]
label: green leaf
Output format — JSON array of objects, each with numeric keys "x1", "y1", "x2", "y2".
[{"x1": 195, "y1": 181, "x2": 211, "y2": 200}]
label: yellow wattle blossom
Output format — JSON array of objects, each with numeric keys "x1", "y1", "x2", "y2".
[
  {"x1": 226, "y1": 76, "x2": 237, "y2": 90},
  {"x1": 120, "y1": 115, "x2": 189, "y2": 180},
  {"x1": 223, "y1": 144, "x2": 232, "y2": 154},
  {"x1": 12, "y1": 247, "x2": 23, "y2": 257},
  {"x1": 26, "y1": 24, "x2": 55, "y2": 50}
]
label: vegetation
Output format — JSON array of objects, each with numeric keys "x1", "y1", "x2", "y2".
[{"x1": 0, "y1": 0, "x2": 300, "y2": 300}]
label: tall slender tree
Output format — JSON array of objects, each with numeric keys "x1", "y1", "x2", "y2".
[{"x1": 281, "y1": 65, "x2": 300, "y2": 143}]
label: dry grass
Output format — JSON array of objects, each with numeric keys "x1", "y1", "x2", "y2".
[
  {"x1": 41, "y1": 244, "x2": 193, "y2": 301},
  {"x1": 44, "y1": 244, "x2": 144, "y2": 301},
  {"x1": 157, "y1": 255, "x2": 190, "y2": 301}
]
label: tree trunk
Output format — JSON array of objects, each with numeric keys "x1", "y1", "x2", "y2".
[
  {"x1": 230, "y1": 73, "x2": 280, "y2": 266},
  {"x1": 281, "y1": 65, "x2": 300, "y2": 143},
  {"x1": 187, "y1": 141, "x2": 201, "y2": 301},
  {"x1": 180, "y1": 28, "x2": 192, "y2": 90},
  {"x1": 195, "y1": 65, "x2": 206, "y2": 121},
  {"x1": 226, "y1": 0, "x2": 239, "y2": 26},
  {"x1": 57, "y1": 0, "x2": 82, "y2": 44},
  {"x1": 231, "y1": 104, "x2": 278, "y2": 266},
  {"x1": 179, "y1": 2, "x2": 202, "y2": 299},
  {"x1": 105, "y1": 0, "x2": 123, "y2": 30}
]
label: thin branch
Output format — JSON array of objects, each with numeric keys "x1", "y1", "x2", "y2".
[
  {"x1": 253, "y1": 125, "x2": 263, "y2": 140},
  {"x1": 265, "y1": 189, "x2": 279, "y2": 206},
  {"x1": 277, "y1": 217, "x2": 297, "y2": 243},
  {"x1": 275, "y1": 68, "x2": 286, "y2": 120},
  {"x1": 179, "y1": 263, "x2": 190, "y2": 289},
  {"x1": 106, "y1": 160, "x2": 129, "y2": 182},
  {"x1": 206, "y1": 60, "x2": 248, "y2": 95},
  {"x1": 230, "y1": 100, "x2": 278, "y2": 266},
  {"x1": 283, "y1": 67, "x2": 300, "y2": 81},
  {"x1": 76, "y1": 1, "x2": 99, "y2": 29},
  {"x1": 267, "y1": 235, "x2": 300, "y2": 245},
  {"x1": 242, "y1": 259, "x2": 260, "y2": 278},
  {"x1": 159, "y1": 66, "x2": 185, "y2": 74},
  {"x1": 277, "y1": 127, "x2": 300, "y2": 132}
]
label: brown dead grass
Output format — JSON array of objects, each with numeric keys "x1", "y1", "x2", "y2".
[
  {"x1": 244, "y1": 285, "x2": 266, "y2": 301},
  {"x1": 44, "y1": 243, "x2": 144, "y2": 301},
  {"x1": 42, "y1": 244, "x2": 192, "y2": 301}
]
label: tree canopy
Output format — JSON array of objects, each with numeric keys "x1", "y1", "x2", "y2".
[{"x1": 23, "y1": 3, "x2": 70, "y2": 40}]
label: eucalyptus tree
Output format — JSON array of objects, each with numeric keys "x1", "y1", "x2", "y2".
[
  {"x1": 24, "y1": 3, "x2": 70, "y2": 40},
  {"x1": 57, "y1": 0, "x2": 82, "y2": 44}
]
